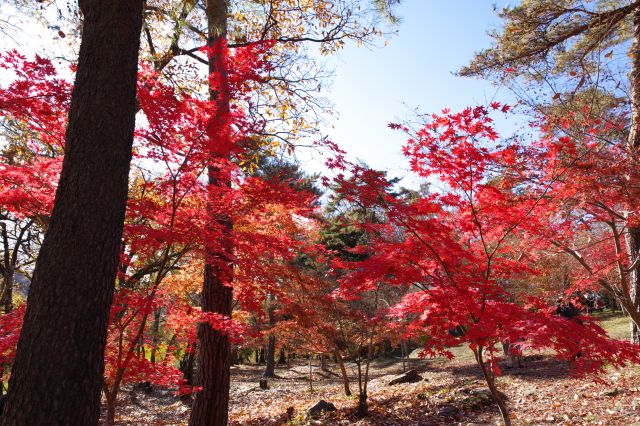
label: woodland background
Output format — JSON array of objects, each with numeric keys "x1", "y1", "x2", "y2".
[{"x1": 2, "y1": 1, "x2": 640, "y2": 426}]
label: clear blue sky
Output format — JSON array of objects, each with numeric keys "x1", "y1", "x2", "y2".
[
  {"x1": 0, "y1": 1, "x2": 516, "y2": 186},
  {"x1": 302, "y1": 1, "x2": 514, "y2": 184}
]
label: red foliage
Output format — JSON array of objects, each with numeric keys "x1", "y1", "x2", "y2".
[
  {"x1": 0, "y1": 45, "x2": 321, "y2": 397},
  {"x1": 329, "y1": 103, "x2": 640, "y2": 378}
]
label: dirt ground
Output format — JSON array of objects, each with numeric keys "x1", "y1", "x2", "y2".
[
  {"x1": 102, "y1": 314, "x2": 640, "y2": 425},
  {"x1": 102, "y1": 353, "x2": 640, "y2": 426}
]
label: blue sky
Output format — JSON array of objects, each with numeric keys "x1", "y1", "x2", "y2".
[
  {"x1": 303, "y1": 1, "x2": 515, "y2": 183},
  {"x1": 0, "y1": 1, "x2": 516, "y2": 186}
]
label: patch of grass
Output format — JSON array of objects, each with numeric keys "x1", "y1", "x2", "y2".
[
  {"x1": 413, "y1": 344, "x2": 476, "y2": 365},
  {"x1": 446, "y1": 344, "x2": 476, "y2": 362},
  {"x1": 598, "y1": 314, "x2": 630, "y2": 341}
]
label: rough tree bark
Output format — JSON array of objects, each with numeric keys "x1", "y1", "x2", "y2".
[
  {"x1": 627, "y1": 7, "x2": 640, "y2": 345},
  {"x1": 0, "y1": 0, "x2": 143, "y2": 423},
  {"x1": 189, "y1": 0, "x2": 233, "y2": 425}
]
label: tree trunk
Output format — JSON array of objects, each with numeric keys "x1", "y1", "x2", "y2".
[
  {"x1": 189, "y1": 1, "x2": 232, "y2": 425},
  {"x1": 355, "y1": 360, "x2": 367, "y2": 416},
  {"x1": 401, "y1": 340, "x2": 408, "y2": 373},
  {"x1": 383, "y1": 338, "x2": 392, "y2": 356},
  {"x1": 627, "y1": 228, "x2": 640, "y2": 344},
  {"x1": 265, "y1": 336, "x2": 276, "y2": 377},
  {"x1": 264, "y1": 293, "x2": 276, "y2": 377},
  {"x1": 308, "y1": 356, "x2": 313, "y2": 391},
  {"x1": 627, "y1": 5, "x2": 640, "y2": 345},
  {"x1": 104, "y1": 391, "x2": 117, "y2": 426},
  {"x1": 335, "y1": 349, "x2": 351, "y2": 396},
  {"x1": 0, "y1": 1, "x2": 143, "y2": 424},
  {"x1": 150, "y1": 309, "x2": 162, "y2": 364},
  {"x1": 475, "y1": 347, "x2": 511, "y2": 426},
  {"x1": 1, "y1": 271, "x2": 12, "y2": 314},
  {"x1": 180, "y1": 345, "x2": 197, "y2": 387},
  {"x1": 320, "y1": 353, "x2": 328, "y2": 371},
  {"x1": 357, "y1": 392, "x2": 368, "y2": 416}
]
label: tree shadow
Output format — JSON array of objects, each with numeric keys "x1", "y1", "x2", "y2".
[
  {"x1": 317, "y1": 389, "x2": 498, "y2": 426},
  {"x1": 426, "y1": 354, "x2": 570, "y2": 382}
]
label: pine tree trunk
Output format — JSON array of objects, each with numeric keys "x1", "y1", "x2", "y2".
[
  {"x1": 0, "y1": 1, "x2": 143, "y2": 424},
  {"x1": 627, "y1": 6, "x2": 640, "y2": 345},
  {"x1": 189, "y1": 1, "x2": 232, "y2": 425},
  {"x1": 627, "y1": 228, "x2": 640, "y2": 343}
]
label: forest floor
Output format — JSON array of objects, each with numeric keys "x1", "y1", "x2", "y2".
[{"x1": 103, "y1": 313, "x2": 640, "y2": 426}]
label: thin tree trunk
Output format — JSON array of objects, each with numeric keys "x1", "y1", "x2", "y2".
[
  {"x1": 334, "y1": 349, "x2": 351, "y2": 396},
  {"x1": 474, "y1": 346, "x2": 511, "y2": 426},
  {"x1": 401, "y1": 340, "x2": 407, "y2": 373},
  {"x1": 0, "y1": 1, "x2": 143, "y2": 423},
  {"x1": 320, "y1": 353, "x2": 328, "y2": 371},
  {"x1": 358, "y1": 341, "x2": 373, "y2": 416},
  {"x1": 308, "y1": 355, "x2": 313, "y2": 391},
  {"x1": 150, "y1": 309, "x2": 162, "y2": 364},
  {"x1": 356, "y1": 360, "x2": 367, "y2": 416},
  {"x1": 264, "y1": 294, "x2": 276, "y2": 377},
  {"x1": 1, "y1": 271, "x2": 12, "y2": 314},
  {"x1": 180, "y1": 345, "x2": 197, "y2": 386},
  {"x1": 189, "y1": 1, "x2": 232, "y2": 425}
]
